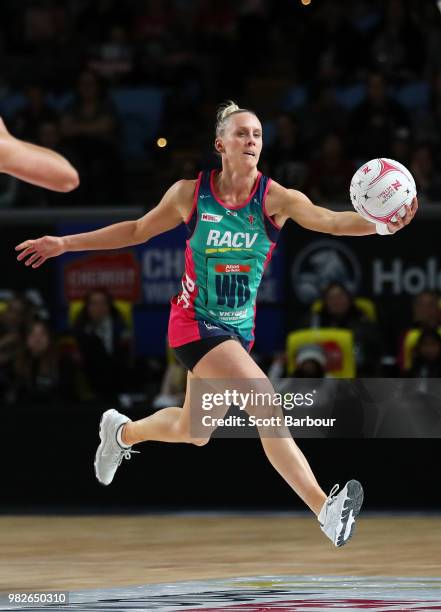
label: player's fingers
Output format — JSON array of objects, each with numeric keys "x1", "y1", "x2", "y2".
[
  {"x1": 389, "y1": 213, "x2": 405, "y2": 231},
  {"x1": 32, "y1": 257, "x2": 46, "y2": 269},
  {"x1": 386, "y1": 221, "x2": 398, "y2": 233},
  {"x1": 412, "y1": 196, "x2": 418, "y2": 213},
  {"x1": 403, "y1": 198, "x2": 418, "y2": 223},
  {"x1": 17, "y1": 246, "x2": 37, "y2": 261},
  {"x1": 25, "y1": 253, "x2": 41, "y2": 267},
  {"x1": 397, "y1": 213, "x2": 407, "y2": 228},
  {"x1": 402, "y1": 207, "x2": 413, "y2": 224},
  {"x1": 15, "y1": 240, "x2": 34, "y2": 251}
]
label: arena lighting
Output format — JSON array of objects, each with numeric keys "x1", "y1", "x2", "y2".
[
  {"x1": 301, "y1": 0, "x2": 312, "y2": 5},
  {"x1": 156, "y1": 137, "x2": 167, "y2": 148}
]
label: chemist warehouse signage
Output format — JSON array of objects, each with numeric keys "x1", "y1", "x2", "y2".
[
  {"x1": 287, "y1": 216, "x2": 441, "y2": 304},
  {"x1": 64, "y1": 252, "x2": 140, "y2": 301}
]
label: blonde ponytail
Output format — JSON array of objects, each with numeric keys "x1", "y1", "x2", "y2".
[{"x1": 215, "y1": 100, "x2": 256, "y2": 136}]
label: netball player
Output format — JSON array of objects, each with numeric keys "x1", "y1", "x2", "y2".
[{"x1": 15, "y1": 102, "x2": 417, "y2": 547}]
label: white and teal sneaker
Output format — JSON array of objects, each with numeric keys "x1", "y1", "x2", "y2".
[
  {"x1": 94, "y1": 409, "x2": 139, "y2": 486},
  {"x1": 318, "y1": 480, "x2": 364, "y2": 547}
]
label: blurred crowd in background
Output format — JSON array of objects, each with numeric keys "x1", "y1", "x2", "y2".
[
  {"x1": 1, "y1": 285, "x2": 441, "y2": 408},
  {"x1": 1, "y1": 0, "x2": 441, "y2": 206}
]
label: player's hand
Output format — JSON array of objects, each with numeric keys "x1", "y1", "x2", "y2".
[
  {"x1": 386, "y1": 196, "x2": 418, "y2": 234},
  {"x1": 15, "y1": 235, "x2": 65, "y2": 269}
]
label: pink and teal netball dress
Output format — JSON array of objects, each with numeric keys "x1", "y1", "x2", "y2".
[{"x1": 168, "y1": 170, "x2": 280, "y2": 351}]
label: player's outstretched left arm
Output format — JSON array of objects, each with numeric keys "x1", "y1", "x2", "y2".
[
  {"x1": 15, "y1": 179, "x2": 191, "y2": 269},
  {"x1": 271, "y1": 185, "x2": 417, "y2": 236},
  {"x1": 0, "y1": 116, "x2": 79, "y2": 192}
]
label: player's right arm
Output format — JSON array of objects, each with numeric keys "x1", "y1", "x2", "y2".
[{"x1": 15, "y1": 179, "x2": 195, "y2": 269}]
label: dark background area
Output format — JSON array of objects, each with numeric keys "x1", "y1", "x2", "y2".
[{"x1": 4, "y1": 406, "x2": 439, "y2": 511}]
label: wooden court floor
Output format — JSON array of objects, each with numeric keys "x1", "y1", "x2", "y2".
[{"x1": 1, "y1": 515, "x2": 440, "y2": 592}]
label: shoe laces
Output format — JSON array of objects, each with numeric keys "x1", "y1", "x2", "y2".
[
  {"x1": 113, "y1": 447, "x2": 140, "y2": 467},
  {"x1": 327, "y1": 484, "x2": 340, "y2": 503}
]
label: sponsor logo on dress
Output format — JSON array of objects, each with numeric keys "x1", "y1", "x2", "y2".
[
  {"x1": 226, "y1": 210, "x2": 238, "y2": 216},
  {"x1": 202, "y1": 212, "x2": 223, "y2": 223},
  {"x1": 203, "y1": 321, "x2": 220, "y2": 330},
  {"x1": 177, "y1": 273, "x2": 196, "y2": 308},
  {"x1": 206, "y1": 230, "x2": 258, "y2": 248},
  {"x1": 215, "y1": 263, "x2": 251, "y2": 273}
]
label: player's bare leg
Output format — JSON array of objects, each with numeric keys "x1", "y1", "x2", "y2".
[
  {"x1": 190, "y1": 340, "x2": 327, "y2": 515},
  {"x1": 94, "y1": 339, "x2": 363, "y2": 546},
  {"x1": 122, "y1": 371, "x2": 216, "y2": 446},
  {"x1": 191, "y1": 340, "x2": 364, "y2": 546}
]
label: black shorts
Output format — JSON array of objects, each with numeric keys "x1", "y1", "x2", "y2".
[{"x1": 173, "y1": 334, "x2": 249, "y2": 372}]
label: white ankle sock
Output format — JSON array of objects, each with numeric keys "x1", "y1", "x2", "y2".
[{"x1": 116, "y1": 424, "x2": 130, "y2": 449}]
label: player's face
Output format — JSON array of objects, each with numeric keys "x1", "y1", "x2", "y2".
[{"x1": 218, "y1": 112, "x2": 263, "y2": 168}]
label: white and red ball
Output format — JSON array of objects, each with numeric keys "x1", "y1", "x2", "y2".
[{"x1": 350, "y1": 158, "x2": 416, "y2": 224}]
